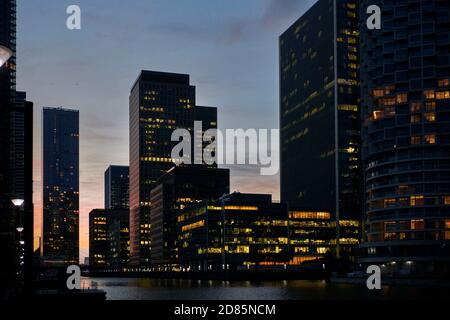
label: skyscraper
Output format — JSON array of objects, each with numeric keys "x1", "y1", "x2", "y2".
[
  {"x1": 0, "y1": 0, "x2": 17, "y2": 297},
  {"x1": 150, "y1": 166, "x2": 229, "y2": 268},
  {"x1": 1, "y1": 0, "x2": 34, "y2": 299},
  {"x1": 88, "y1": 208, "x2": 130, "y2": 271},
  {"x1": 42, "y1": 107, "x2": 79, "y2": 265},
  {"x1": 280, "y1": 0, "x2": 361, "y2": 258},
  {"x1": 359, "y1": 0, "x2": 450, "y2": 274},
  {"x1": 129, "y1": 70, "x2": 217, "y2": 267},
  {"x1": 10, "y1": 91, "x2": 34, "y2": 293},
  {"x1": 105, "y1": 165, "x2": 129, "y2": 209}
]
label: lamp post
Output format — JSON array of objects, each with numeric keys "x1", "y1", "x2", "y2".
[
  {"x1": 0, "y1": 45, "x2": 13, "y2": 67},
  {"x1": 11, "y1": 199, "x2": 25, "y2": 293}
]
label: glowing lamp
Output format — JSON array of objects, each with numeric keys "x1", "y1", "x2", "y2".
[
  {"x1": 11, "y1": 199, "x2": 24, "y2": 207},
  {"x1": 0, "y1": 45, "x2": 12, "y2": 67}
]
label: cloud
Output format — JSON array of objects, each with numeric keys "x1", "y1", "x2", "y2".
[
  {"x1": 261, "y1": 0, "x2": 308, "y2": 28},
  {"x1": 222, "y1": 0, "x2": 316, "y2": 45}
]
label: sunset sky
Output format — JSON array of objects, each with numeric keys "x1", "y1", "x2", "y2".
[{"x1": 16, "y1": 0, "x2": 315, "y2": 262}]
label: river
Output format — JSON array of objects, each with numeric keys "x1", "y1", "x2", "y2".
[{"x1": 81, "y1": 277, "x2": 446, "y2": 300}]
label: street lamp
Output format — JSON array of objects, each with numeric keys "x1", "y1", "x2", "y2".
[
  {"x1": 0, "y1": 45, "x2": 12, "y2": 67},
  {"x1": 11, "y1": 199, "x2": 24, "y2": 207}
]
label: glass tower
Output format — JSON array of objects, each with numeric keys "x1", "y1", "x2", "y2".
[
  {"x1": 105, "y1": 165, "x2": 129, "y2": 209},
  {"x1": 129, "y1": 70, "x2": 217, "y2": 267},
  {"x1": 360, "y1": 0, "x2": 450, "y2": 274},
  {"x1": 280, "y1": 0, "x2": 361, "y2": 258},
  {"x1": 42, "y1": 107, "x2": 79, "y2": 265}
]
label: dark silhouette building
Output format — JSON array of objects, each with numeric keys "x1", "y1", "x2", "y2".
[
  {"x1": 1, "y1": 0, "x2": 34, "y2": 299},
  {"x1": 42, "y1": 107, "x2": 79, "y2": 265},
  {"x1": 129, "y1": 70, "x2": 217, "y2": 268},
  {"x1": 150, "y1": 166, "x2": 229, "y2": 269},
  {"x1": 280, "y1": 0, "x2": 361, "y2": 258},
  {"x1": 89, "y1": 208, "x2": 130, "y2": 271},
  {"x1": 89, "y1": 209, "x2": 108, "y2": 269},
  {"x1": 10, "y1": 91, "x2": 34, "y2": 294},
  {"x1": 105, "y1": 165, "x2": 129, "y2": 209},
  {"x1": 0, "y1": 0, "x2": 17, "y2": 299},
  {"x1": 359, "y1": 0, "x2": 450, "y2": 274}
]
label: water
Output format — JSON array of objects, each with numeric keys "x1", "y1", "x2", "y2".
[{"x1": 81, "y1": 277, "x2": 446, "y2": 300}]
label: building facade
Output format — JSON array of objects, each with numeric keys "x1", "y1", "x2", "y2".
[
  {"x1": 89, "y1": 209, "x2": 108, "y2": 269},
  {"x1": 107, "y1": 209, "x2": 130, "y2": 270},
  {"x1": 178, "y1": 193, "x2": 290, "y2": 271},
  {"x1": 359, "y1": 0, "x2": 450, "y2": 274},
  {"x1": 10, "y1": 91, "x2": 33, "y2": 293},
  {"x1": 280, "y1": 0, "x2": 361, "y2": 258},
  {"x1": 89, "y1": 208, "x2": 130, "y2": 271},
  {"x1": 150, "y1": 166, "x2": 229, "y2": 268},
  {"x1": 0, "y1": 0, "x2": 17, "y2": 298},
  {"x1": 105, "y1": 165, "x2": 129, "y2": 209},
  {"x1": 129, "y1": 70, "x2": 217, "y2": 267},
  {"x1": 42, "y1": 107, "x2": 79, "y2": 265}
]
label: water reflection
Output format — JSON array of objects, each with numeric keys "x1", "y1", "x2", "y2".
[{"x1": 81, "y1": 277, "x2": 447, "y2": 300}]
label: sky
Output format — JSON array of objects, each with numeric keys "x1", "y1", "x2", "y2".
[{"x1": 16, "y1": 0, "x2": 316, "y2": 262}]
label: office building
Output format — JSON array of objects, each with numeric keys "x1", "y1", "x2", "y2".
[
  {"x1": 105, "y1": 165, "x2": 129, "y2": 209},
  {"x1": 89, "y1": 208, "x2": 130, "y2": 270},
  {"x1": 129, "y1": 70, "x2": 217, "y2": 267},
  {"x1": 42, "y1": 107, "x2": 79, "y2": 265},
  {"x1": 150, "y1": 166, "x2": 229, "y2": 268},
  {"x1": 1, "y1": 0, "x2": 35, "y2": 299},
  {"x1": 0, "y1": 0, "x2": 16, "y2": 299},
  {"x1": 89, "y1": 209, "x2": 108, "y2": 269},
  {"x1": 280, "y1": 0, "x2": 361, "y2": 258},
  {"x1": 10, "y1": 91, "x2": 34, "y2": 292},
  {"x1": 359, "y1": 0, "x2": 450, "y2": 274},
  {"x1": 107, "y1": 208, "x2": 130, "y2": 270},
  {"x1": 178, "y1": 193, "x2": 290, "y2": 271}
]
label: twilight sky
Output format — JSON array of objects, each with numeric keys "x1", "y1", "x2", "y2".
[{"x1": 16, "y1": 0, "x2": 316, "y2": 261}]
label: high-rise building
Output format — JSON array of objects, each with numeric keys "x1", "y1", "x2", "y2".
[
  {"x1": 0, "y1": 0, "x2": 17, "y2": 299},
  {"x1": 129, "y1": 70, "x2": 217, "y2": 267},
  {"x1": 1, "y1": 0, "x2": 34, "y2": 299},
  {"x1": 89, "y1": 209, "x2": 108, "y2": 270},
  {"x1": 178, "y1": 193, "x2": 289, "y2": 271},
  {"x1": 107, "y1": 209, "x2": 130, "y2": 270},
  {"x1": 10, "y1": 91, "x2": 34, "y2": 293},
  {"x1": 279, "y1": 0, "x2": 361, "y2": 258},
  {"x1": 150, "y1": 166, "x2": 229, "y2": 268},
  {"x1": 42, "y1": 107, "x2": 79, "y2": 265},
  {"x1": 359, "y1": 0, "x2": 450, "y2": 274},
  {"x1": 105, "y1": 165, "x2": 129, "y2": 209},
  {"x1": 89, "y1": 208, "x2": 130, "y2": 271},
  {"x1": 194, "y1": 106, "x2": 218, "y2": 167}
]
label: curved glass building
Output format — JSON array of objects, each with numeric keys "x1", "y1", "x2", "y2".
[{"x1": 360, "y1": 0, "x2": 450, "y2": 274}]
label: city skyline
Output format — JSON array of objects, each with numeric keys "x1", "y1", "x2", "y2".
[{"x1": 17, "y1": 0, "x2": 317, "y2": 261}]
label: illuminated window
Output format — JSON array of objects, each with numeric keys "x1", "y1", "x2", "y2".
[
  {"x1": 444, "y1": 196, "x2": 450, "y2": 205},
  {"x1": 317, "y1": 247, "x2": 328, "y2": 254},
  {"x1": 425, "y1": 102, "x2": 436, "y2": 111},
  {"x1": 410, "y1": 114, "x2": 421, "y2": 124},
  {"x1": 410, "y1": 102, "x2": 422, "y2": 112},
  {"x1": 424, "y1": 112, "x2": 436, "y2": 122},
  {"x1": 396, "y1": 93, "x2": 408, "y2": 104},
  {"x1": 411, "y1": 219, "x2": 424, "y2": 230},
  {"x1": 424, "y1": 134, "x2": 436, "y2": 144},
  {"x1": 411, "y1": 136, "x2": 421, "y2": 145},
  {"x1": 289, "y1": 211, "x2": 331, "y2": 220},
  {"x1": 438, "y1": 79, "x2": 449, "y2": 87},
  {"x1": 372, "y1": 110, "x2": 383, "y2": 120},
  {"x1": 424, "y1": 90, "x2": 435, "y2": 100},
  {"x1": 224, "y1": 206, "x2": 258, "y2": 211},
  {"x1": 410, "y1": 196, "x2": 424, "y2": 207},
  {"x1": 436, "y1": 91, "x2": 450, "y2": 99}
]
